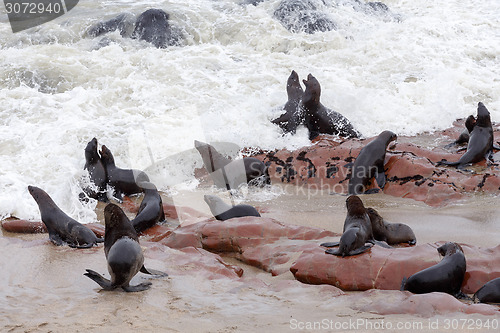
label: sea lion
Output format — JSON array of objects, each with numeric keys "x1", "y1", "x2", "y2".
[
  {"x1": 84, "y1": 204, "x2": 167, "y2": 292},
  {"x1": 473, "y1": 277, "x2": 500, "y2": 304},
  {"x1": 321, "y1": 195, "x2": 389, "y2": 257},
  {"x1": 82, "y1": 138, "x2": 108, "y2": 202},
  {"x1": 301, "y1": 74, "x2": 360, "y2": 140},
  {"x1": 438, "y1": 102, "x2": 494, "y2": 168},
  {"x1": 99, "y1": 145, "x2": 150, "y2": 200},
  {"x1": 204, "y1": 194, "x2": 261, "y2": 221},
  {"x1": 28, "y1": 186, "x2": 102, "y2": 248},
  {"x1": 194, "y1": 140, "x2": 270, "y2": 189},
  {"x1": 366, "y1": 207, "x2": 416, "y2": 245},
  {"x1": 401, "y1": 242, "x2": 468, "y2": 299},
  {"x1": 130, "y1": 182, "x2": 165, "y2": 234},
  {"x1": 348, "y1": 130, "x2": 397, "y2": 195},
  {"x1": 271, "y1": 70, "x2": 304, "y2": 133}
]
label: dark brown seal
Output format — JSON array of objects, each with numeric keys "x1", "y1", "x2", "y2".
[
  {"x1": 130, "y1": 182, "x2": 165, "y2": 234},
  {"x1": 28, "y1": 185, "x2": 102, "y2": 248},
  {"x1": 204, "y1": 194, "x2": 261, "y2": 221},
  {"x1": 401, "y1": 242, "x2": 468, "y2": 299},
  {"x1": 82, "y1": 137, "x2": 108, "y2": 202},
  {"x1": 366, "y1": 207, "x2": 416, "y2": 245},
  {"x1": 473, "y1": 277, "x2": 500, "y2": 304},
  {"x1": 84, "y1": 204, "x2": 167, "y2": 292},
  {"x1": 348, "y1": 130, "x2": 397, "y2": 194},
  {"x1": 271, "y1": 70, "x2": 304, "y2": 133}
]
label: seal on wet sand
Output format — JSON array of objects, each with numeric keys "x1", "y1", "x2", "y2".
[
  {"x1": 366, "y1": 207, "x2": 416, "y2": 245},
  {"x1": 84, "y1": 204, "x2": 167, "y2": 292},
  {"x1": 204, "y1": 194, "x2": 261, "y2": 221},
  {"x1": 28, "y1": 185, "x2": 103, "y2": 248}
]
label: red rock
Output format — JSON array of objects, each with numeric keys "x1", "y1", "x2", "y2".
[{"x1": 1, "y1": 217, "x2": 104, "y2": 238}]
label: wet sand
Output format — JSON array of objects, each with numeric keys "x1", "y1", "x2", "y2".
[{"x1": 2, "y1": 188, "x2": 499, "y2": 332}]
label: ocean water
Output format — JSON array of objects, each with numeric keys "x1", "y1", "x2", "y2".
[{"x1": 1, "y1": 0, "x2": 499, "y2": 222}]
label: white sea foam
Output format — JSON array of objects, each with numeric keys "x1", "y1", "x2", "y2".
[{"x1": 0, "y1": 0, "x2": 499, "y2": 220}]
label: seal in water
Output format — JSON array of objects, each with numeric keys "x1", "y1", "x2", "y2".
[
  {"x1": 438, "y1": 102, "x2": 494, "y2": 168},
  {"x1": 366, "y1": 207, "x2": 416, "y2": 245},
  {"x1": 130, "y1": 182, "x2": 165, "y2": 234},
  {"x1": 84, "y1": 204, "x2": 167, "y2": 292},
  {"x1": 82, "y1": 138, "x2": 108, "y2": 202},
  {"x1": 194, "y1": 140, "x2": 270, "y2": 189},
  {"x1": 28, "y1": 186, "x2": 103, "y2": 248},
  {"x1": 473, "y1": 277, "x2": 500, "y2": 304},
  {"x1": 348, "y1": 130, "x2": 397, "y2": 194},
  {"x1": 321, "y1": 195, "x2": 390, "y2": 257},
  {"x1": 301, "y1": 74, "x2": 360, "y2": 140},
  {"x1": 271, "y1": 70, "x2": 304, "y2": 133},
  {"x1": 204, "y1": 194, "x2": 261, "y2": 221},
  {"x1": 99, "y1": 145, "x2": 150, "y2": 200},
  {"x1": 401, "y1": 242, "x2": 468, "y2": 299}
]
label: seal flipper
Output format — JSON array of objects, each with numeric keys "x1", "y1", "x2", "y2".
[
  {"x1": 368, "y1": 239, "x2": 392, "y2": 249},
  {"x1": 347, "y1": 244, "x2": 373, "y2": 256},
  {"x1": 374, "y1": 165, "x2": 387, "y2": 189},
  {"x1": 140, "y1": 265, "x2": 168, "y2": 277},
  {"x1": 84, "y1": 269, "x2": 115, "y2": 290},
  {"x1": 68, "y1": 242, "x2": 95, "y2": 249},
  {"x1": 122, "y1": 282, "x2": 152, "y2": 292},
  {"x1": 49, "y1": 233, "x2": 64, "y2": 246},
  {"x1": 320, "y1": 241, "x2": 340, "y2": 248}
]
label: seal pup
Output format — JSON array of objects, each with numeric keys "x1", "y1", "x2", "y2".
[
  {"x1": 301, "y1": 74, "x2": 359, "y2": 140},
  {"x1": 130, "y1": 182, "x2": 165, "y2": 234},
  {"x1": 194, "y1": 140, "x2": 270, "y2": 189},
  {"x1": 84, "y1": 204, "x2": 167, "y2": 292},
  {"x1": 348, "y1": 130, "x2": 397, "y2": 194},
  {"x1": 271, "y1": 70, "x2": 304, "y2": 133},
  {"x1": 366, "y1": 207, "x2": 416, "y2": 245},
  {"x1": 99, "y1": 145, "x2": 150, "y2": 200},
  {"x1": 473, "y1": 277, "x2": 500, "y2": 304},
  {"x1": 321, "y1": 195, "x2": 389, "y2": 257},
  {"x1": 204, "y1": 195, "x2": 261, "y2": 221},
  {"x1": 445, "y1": 115, "x2": 476, "y2": 148},
  {"x1": 82, "y1": 138, "x2": 108, "y2": 202},
  {"x1": 28, "y1": 186, "x2": 102, "y2": 248},
  {"x1": 438, "y1": 102, "x2": 494, "y2": 168},
  {"x1": 401, "y1": 242, "x2": 468, "y2": 299}
]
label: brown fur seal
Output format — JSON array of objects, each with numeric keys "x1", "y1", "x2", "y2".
[
  {"x1": 204, "y1": 194, "x2": 261, "y2": 221},
  {"x1": 366, "y1": 207, "x2": 416, "y2": 245},
  {"x1": 99, "y1": 145, "x2": 150, "y2": 200},
  {"x1": 301, "y1": 74, "x2": 360, "y2": 140},
  {"x1": 271, "y1": 70, "x2": 304, "y2": 133},
  {"x1": 473, "y1": 277, "x2": 500, "y2": 304},
  {"x1": 401, "y1": 242, "x2": 468, "y2": 299},
  {"x1": 438, "y1": 102, "x2": 494, "y2": 168},
  {"x1": 321, "y1": 195, "x2": 390, "y2": 257},
  {"x1": 348, "y1": 130, "x2": 397, "y2": 194},
  {"x1": 84, "y1": 204, "x2": 167, "y2": 292},
  {"x1": 82, "y1": 138, "x2": 108, "y2": 202},
  {"x1": 28, "y1": 186, "x2": 103, "y2": 248},
  {"x1": 130, "y1": 182, "x2": 165, "y2": 234}
]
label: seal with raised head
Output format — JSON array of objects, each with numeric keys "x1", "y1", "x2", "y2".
[
  {"x1": 194, "y1": 140, "x2": 270, "y2": 189},
  {"x1": 401, "y1": 242, "x2": 467, "y2": 299},
  {"x1": 28, "y1": 186, "x2": 103, "y2": 248},
  {"x1": 321, "y1": 195, "x2": 390, "y2": 257},
  {"x1": 99, "y1": 145, "x2": 150, "y2": 200},
  {"x1": 301, "y1": 74, "x2": 360, "y2": 140},
  {"x1": 348, "y1": 130, "x2": 397, "y2": 195},
  {"x1": 473, "y1": 277, "x2": 500, "y2": 304},
  {"x1": 271, "y1": 70, "x2": 304, "y2": 133},
  {"x1": 366, "y1": 207, "x2": 416, "y2": 245},
  {"x1": 204, "y1": 194, "x2": 261, "y2": 221},
  {"x1": 82, "y1": 137, "x2": 108, "y2": 202},
  {"x1": 130, "y1": 182, "x2": 165, "y2": 234},
  {"x1": 438, "y1": 102, "x2": 494, "y2": 168},
  {"x1": 84, "y1": 204, "x2": 167, "y2": 292}
]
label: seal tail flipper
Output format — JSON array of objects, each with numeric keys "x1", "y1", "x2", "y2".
[
  {"x1": 320, "y1": 241, "x2": 340, "y2": 248},
  {"x1": 122, "y1": 282, "x2": 152, "y2": 292},
  {"x1": 84, "y1": 269, "x2": 114, "y2": 290},
  {"x1": 96, "y1": 237, "x2": 104, "y2": 243},
  {"x1": 369, "y1": 240, "x2": 392, "y2": 249},
  {"x1": 347, "y1": 244, "x2": 373, "y2": 256},
  {"x1": 436, "y1": 159, "x2": 459, "y2": 167},
  {"x1": 140, "y1": 265, "x2": 168, "y2": 277},
  {"x1": 400, "y1": 277, "x2": 407, "y2": 291}
]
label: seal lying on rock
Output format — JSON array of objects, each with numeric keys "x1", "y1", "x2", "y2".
[
  {"x1": 204, "y1": 194, "x2": 261, "y2": 221},
  {"x1": 348, "y1": 130, "x2": 397, "y2": 194},
  {"x1": 366, "y1": 207, "x2": 416, "y2": 245},
  {"x1": 401, "y1": 242, "x2": 468, "y2": 299},
  {"x1": 473, "y1": 277, "x2": 500, "y2": 304},
  {"x1": 321, "y1": 195, "x2": 390, "y2": 257},
  {"x1": 28, "y1": 186, "x2": 103, "y2": 248},
  {"x1": 84, "y1": 204, "x2": 167, "y2": 292}
]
